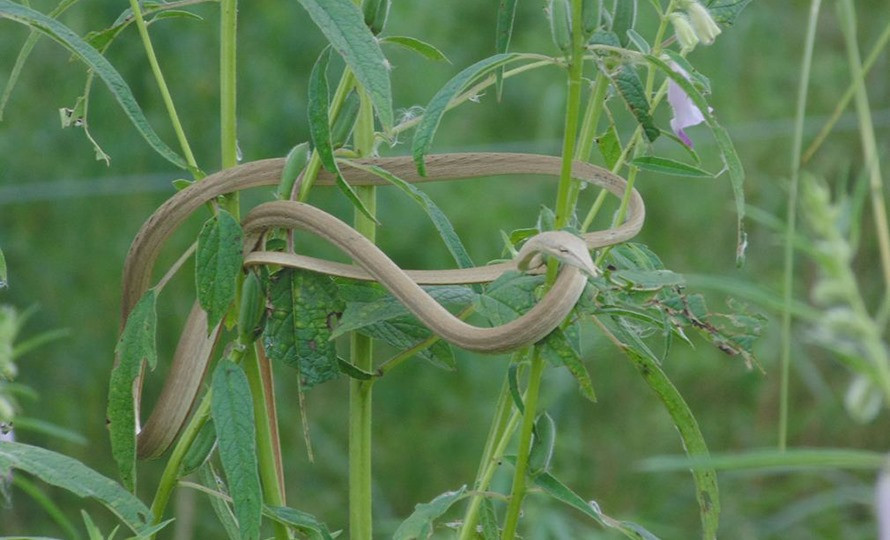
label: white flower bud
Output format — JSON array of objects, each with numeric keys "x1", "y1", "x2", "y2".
[
  {"x1": 669, "y1": 13, "x2": 699, "y2": 52},
  {"x1": 844, "y1": 374, "x2": 883, "y2": 424},
  {"x1": 686, "y1": 1, "x2": 722, "y2": 45}
]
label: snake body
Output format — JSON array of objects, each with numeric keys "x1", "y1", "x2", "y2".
[{"x1": 118, "y1": 153, "x2": 645, "y2": 458}]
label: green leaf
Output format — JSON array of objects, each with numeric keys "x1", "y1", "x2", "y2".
[
  {"x1": 82, "y1": 510, "x2": 105, "y2": 540},
  {"x1": 533, "y1": 472, "x2": 659, "y2": 540},
  {"x1": 211, "y1": 360, "x2": 262, "y2": 540},
  {"x1": 393, "y1": 486, "x2": 468, "y2": 540},
  {"x1": 541, "y1": 326, "x2": 596, "y2": 402},
  {"x1": 705, "y1": 0, "x2": 753, "y2": 26},
  {"x1": 0, "y1": 246, "x2": 6, "y2": 288},
  {"x1": 381, "y1": 36, "x2": 449, "y2": 63},
  {"x1": 361, "y1": 316, "x2": 456, "y2": 370},
  {"x1": 108, "y1": 289, "x2": 157, "y2": 491},
  {"x1": 0, "y1": 442, "x2": 152, "y2": 534},
  {"x1": 640, "y1": 447, "x2": 887, "y2": 472},
  {"x1": 630, "y1": 156, "x2": 713, "y2": 178},
  {"x1": 528, "y1": 412, "x2": 556, "y2": 475},
  {"x1": 644, "y1": 54, "x2": 746, "y2": 264},
  {"x1": 263, "y1": 269, "x2": 343, "y2": 389},
  {"x1": 609, "y1": 269, "x2": 685, "y2": 290},
  {"x1": 495, "y1": 0, "x2": 519, "y2": 97},
  {"x1": 0, "y1": 1, "x2": 188, "y2": 169},
  {"x1": 609, "y1": 0, "x2": 637, "y2": 46},
  {"x1": 611, "y1": 64, "x2": 659, "y2": 142},
  {"x1": 344, "y1": 162, "x2": 476, "y2": 270},
  {"x1": 336, "y1": 357, "x2": 375, "y2": 380},
  {"x1": 332, "y1": 285, "x2": 476, "y2": 338},
  {"x1": 296, "y1": 0, "x2": 393, "y2": 130},
  {"x1": 508, "y1": 362, "x2": 525, "y2": 414},
  {"x1": 476, "y1": 271, "x2": 544, "y2": 325},
  {"x1": 626, "y1": 28, "x2": 650, "y2": 53},
  {"x1": 179, "y1": 419, "x2": 216, "y2": 477},
  {"x1": 266, "y1": 506, "x2": 334, "y2": 540},
  {"x1": 196, "y1": 209, "x2": 243, "y2": 331},
  {"x1": 198, "y1": 463, "x2": 241, "y2": 540},
  {"x1": 607, "y1": 322, "x2": 719, "y2": 540},
  {"x1": 597, "y1": 122, "x2": 622, "y2": 170},
  {"x1": 412, "y1": 53, "x2": 518, "y2": 175},
  {"x1": 479, "y1": 497, "x2": 499, "y2": 539}
]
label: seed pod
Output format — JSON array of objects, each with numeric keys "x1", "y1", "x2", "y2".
[
  {"x1": 581, "y1": 0, "x2": 600, "y2": 37},
  {"x1": 330, "y1": 90, "x2": 361, "y2": 150},
  {"x1": 238, "y1": 271, "x2": 265, "y2": 343},
  {"x1": 528, "y1": 412, "x2": 556, "y2": 476},
  {"x1": 363, "y1": 0, "x2": 390, "y2": 35},
  {"x1": 548, "y1": 0, "x2": 572, "y2": 54},
  {"x1": 179, "y1": 420, "x2": 217, "y2": 477},
  {"x1": 276, "y1": 142, "x2": 310, "y2": 200}
]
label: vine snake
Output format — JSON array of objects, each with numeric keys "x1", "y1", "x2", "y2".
[{"x1": 118, "y1": 153, "x2": 645, "y2": 459}]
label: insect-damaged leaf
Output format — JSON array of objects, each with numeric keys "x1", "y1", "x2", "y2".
[
  {"x1": 263, "y1": 269, "x2": 343, "y2": 389},
  {"x1": 108, "y1": 288, "x2": 157, "y2": 492},
  {"x1": 196, "y1": 209, "x2": 243, "y2": 331}
]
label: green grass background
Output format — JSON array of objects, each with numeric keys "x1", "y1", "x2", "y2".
[{"x1": 1, "y1": 0, "x2": 890, "y2": 537}]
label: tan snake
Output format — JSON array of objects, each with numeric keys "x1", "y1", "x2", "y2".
[{"x1": 118, "y1": 153, "x2": 645, "y2": 458}]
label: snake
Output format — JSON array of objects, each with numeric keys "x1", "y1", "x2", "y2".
[{"x1": 117, "y1": 152, "x2": 645, "y2": 459}]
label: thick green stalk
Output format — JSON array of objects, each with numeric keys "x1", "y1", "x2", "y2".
[
  {"x1": 349, "y1": 87, "x2": 377, "y2": 540},
  {"x1": 779, "y1": 0, "x2": 821, "y2": 452},
  {"x1": 220, "y1": 0, "x2": 239, "y2": 216},
  {"x1": 566, "y1": 71, "x2": 609, "y2": 212},
  {"x1": 128, "y1": 0, "x2": 198, "y2": 172},
  {"x1": 149, "y1": 391, "x2": 212, "y2": 530},
  {"x1": 242, "y1": 345, "x2": 289, "y2": 540}
]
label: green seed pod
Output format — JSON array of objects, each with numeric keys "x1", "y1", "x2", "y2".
[
  {"x1": 276, "y1": 142, "x2": 310, "y2": 200},
  {"x1": 238, "y1": 271, "x2": 265, "y2": 343},
  {"x1": 528, "y1": 412, "x2": 556, "y2": 476},
  {"x1": 548, "y1": 0, "x2": 572, "y2": 54},
  {"x1": 363, "y1": 0, "x2": 390, "y2": 35},
  {"x1": 179, "y1": 420, "x2": 217, "y2": 477},
  {"x1": 330, "y1": 90, "x2": 361, "y2": 150},
  {"x1": 581, "y1": 0, "x2": 600, "y2": 37}
]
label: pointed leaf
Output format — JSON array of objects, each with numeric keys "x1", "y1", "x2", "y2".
[
  {"x1": 393, "y1": 486, "x2": 468, "y2": 540},
  {"x1": 0, "y1": 247, "x2": 6, "y2": 289},
  {"x1": 296, "y1": 0, "x2": 393, "y2": 130},
  {"x1": 266, "y1": 506, "x2": 334, "y2": 540},
  {"x1": 630, "y1": 156, "x2": 713, "y2": 178},
  {"x1": 263, "y1": 269, "x2": 343, "y2": 389},
  {"x1": 108, "y1": 289, "x2": 157, "y2": 491},
  {"x1": 611, "y1": 64, "x2": 659, "y2": 142},
  {"x1": 705, "y1": 0, "x2": 753, "y2": 26},
  {"x1": 597, "y1": 122, "x2": 622, "y2": 170},
  {"x1": 480, "y1": 497, "x2": 499, "y2": 539},
  {"x1": 609, "y1": 0, "x2": 637, "y2": 46},
  {"x1": 412, "y1": 53, "x2": 518, "y2": 175},
  {"x1": 0, "y1": 442, "x2": 152, "y2": 534},
  {"x1": 361, "y1": 316, "x2": 456, "y2": 370},
  {"x1": 196, "y1": 209, "x2": 243, "y2": 331},
  {"x1": 495, "y1": 0, "x2": 519, "y2": 97},
  {"x1": 381, "y1": 36, "x2": 449, "y2": 62},
  {"x1": 211, "y1": 360, "x2": 261, "y2": 540},
  {"x1": 0, "y1": 0, "x2": 188, "y2": 168},
  {"x1": 541, "y1": 325, "x2": 596, "y2": 402}
]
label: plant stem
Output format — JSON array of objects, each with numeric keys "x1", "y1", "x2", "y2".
[
  {"x1": 242, "y1": 345, "x2": 289, "y2": 540},
  {"x1": 500, "y1": 348, "x2": 545, "y2": 539},
  {"x1": 220, "y1": 0, "x2": 239, "y2": 215},
  {"x1": 149, "y1": 391, "x2": 212, "y2": 529},
  {"x1": 779, "y1": 0, "x2": 821, "y2": 452},
  {"x1": 349, "y1": 86, "x2": 377, "y2": 540},
  {"x1": 128, "y1": 0, "x2": 199, "y2": 173}
]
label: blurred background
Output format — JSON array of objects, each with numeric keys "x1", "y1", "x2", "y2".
[{"x1": 1, "y1": 0, "x2": 889, "y2": 537}]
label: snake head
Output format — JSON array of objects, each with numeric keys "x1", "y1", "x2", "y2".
[{"x1": 515, "y1": 230, "x2": 599, "y2": 277}]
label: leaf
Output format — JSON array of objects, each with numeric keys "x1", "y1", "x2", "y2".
[
  {"x1": 263, "y1": 269, "x2": 343, "y2": 389},
  {"x1": 296, "y1": 0, "x2": 393, "y2": 130},
  {"x1": 393, "y1": 486, "x2": 468, "y2": 540},
  {"x1": 108, "y1": 289, "x2": 157, "y2": 491},
  {"x1": 381, "y1": 36, "x2": 449, "y2": 62},
  {"x1": 179, "y1": 419, "x2": 216, "y2": 477},
  {"x1": 361, "y1": 316, "x2": 456, "y2": 370},
  {"x1": 480, "y1": 497, "x2": 499, "y2": 539},
  {"x1": 640, "y1": 447, "x2": 887, "y2": 473},
  {"x1": 412, "y1": 53, "x2": 519, "y2": 175},
  {"x1": 198, "y1": 463, "x2": 241, "y2": 540},
  {"x1": 495, "y1": 0, "x2": 519, "y2": 98},
  {"x1": 0, "y1": 0, "x2": 187, "y2": 169},
  {"x1": 705, "y1": 0, "x2": 753, "y2": 26},
  {"x1": 0, "y1": 246, "x2": 6, "y2": 288},
  {"x1": 596, "y1": 122, "x2": 622, "y2": 170},
  {"x1": 476, "y1": 271, "x2": 544, "y2": 325},
  {"x1": 609, "y1": 0, "x2": 637, "y2": 47},
  {"x1": 211, "y1": 360, "x2": 262, "y2": 540},
  {"x1": 337, "y1": 357, "x2": 375, "y2": 380},
  {"x1": 332, "y1": 285, "x2": 476, "y2": 338},
  {"x1": 611, "y1": 64, "x2": 659, "y2": 142},
  {"x1": 0, "y1": 442, "x2": 152, "y2": 534},
  {"x1": 196, "y1": 209, "x2": 243, "y2": 331},
  {"x1": 540, "y1": 325, "x2": 596, "y2": 402},
  {"x1": 266, "y1": 506, "x2": 334, "y2": 540},
  {"x1": 626, "y1": 28, "x2": 650, "y2": 53},
  {"x1": 307, "y1": 48, "x2": 376, "y2": 223},
  {"x1": 533, "y1": 472, "x2": 659, "y2": 539},
  {"x1": 630, "y1": 156, "x2": 713, "y2": 178},
  {"x1": 644, "y1": 54, "x2": 746, "y2": 265},
  {"x1": 508, "y1": 363, "x2": 525, "y2": 414}
]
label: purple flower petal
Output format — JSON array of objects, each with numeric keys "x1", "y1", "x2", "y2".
[{"x1": 667, "y1": 63, "x2": 707, "y2": 147}]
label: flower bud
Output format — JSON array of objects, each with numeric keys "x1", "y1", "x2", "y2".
[
  {"x1": 669, "y1": 13, "x2": 699, "y2": 52},
  {"x1": 844, "y1": 374, "x2": 882, "y2": 424},
  {"x1": 686, "y1": 1, "x2": 721, "y2": 45}
]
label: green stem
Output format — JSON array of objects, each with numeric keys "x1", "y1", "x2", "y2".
[
  {"x1": 779, "y1": 0, "x2": 821, "y2": 452},
  {"x1": 242, "y1": 345, "x2": 289, "y2": 540},
  {"x1": 128, "y1": 0, "x2": 199, "y2": 173},
  {"x1": 566, "y1": 71, "x2": 609, "y2": 213},
  {"x1": 149, "y1": 390, "x2": 212, "y2": 530},
  {"x1": 500, "y1": 348, "x2": 545, "y2": 539},
  {"x1": 220, "y1": 0, "x2": 239, "y2": 215},
  {"x1": 349, "y1": 86, "x2": 377, "y2": 540}
]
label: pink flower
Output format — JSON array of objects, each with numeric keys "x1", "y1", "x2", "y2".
[{"x1": 667, "y1": 62, "x2": 708, "y2": 147}]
